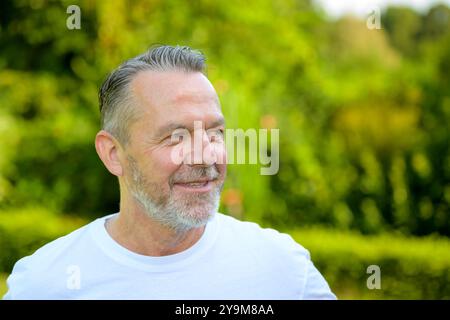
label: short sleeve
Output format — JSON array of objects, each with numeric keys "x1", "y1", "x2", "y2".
[
  {"x1": 301, "y1": 259, "x2": 337, "y2": 300},
  {"x1": 2, "y1": 256, "x2": 32, "y2": 300}
]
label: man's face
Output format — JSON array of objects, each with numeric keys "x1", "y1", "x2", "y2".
[{"x1": 122, "y1": 70, "x2": 227, "y2": 231}]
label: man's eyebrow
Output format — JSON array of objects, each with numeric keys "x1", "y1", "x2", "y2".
[
  {"x1": 209, "y1": 117, "x2": 225, "y2": 128},
  {"x1": 155, "y1": 123, "x2": 189, "y2": 139},
  {"x1": 155, "y1": 117, "x2": 225, "y2": 139}
]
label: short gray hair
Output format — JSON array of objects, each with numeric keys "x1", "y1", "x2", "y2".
[{"x1": 98, "y1": 45, "x2": 207, "y2": 144}]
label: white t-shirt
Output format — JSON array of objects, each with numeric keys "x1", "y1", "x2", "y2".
[{"x1": 3, "y1": 212, "x2": 336, "y2": 300}]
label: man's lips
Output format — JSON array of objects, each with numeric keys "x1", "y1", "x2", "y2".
[{"x1": 173, "y1": 179, "x2": 216, "y2": 192}]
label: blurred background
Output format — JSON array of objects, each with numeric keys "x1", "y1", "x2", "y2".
[{"x1": 0, "y1": 0, "x2": 449, "y2": 299}]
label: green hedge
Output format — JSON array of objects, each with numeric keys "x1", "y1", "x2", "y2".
[
  {"x1": 0, "y1": 273, "x2": 7, "y2": 297},
  {"x1": 1, "y1": 209, "x2": 449, "y2": 299},
  {"x1": 0, "y1": 207, "x2": 87, "y2": 274},
  {"x1": 290, "y1": 228, "x2": 450, "y2": 299}
]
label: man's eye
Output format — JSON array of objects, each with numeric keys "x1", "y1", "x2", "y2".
[
  {"x1": 212, "y1": 128, "x2": 224, "y2": 135},
  {"x1": 209, "y1": 129, "x2": 224, "y2": 142},
  {"x1": 168, "y1": 135, "x2": 184, "y2": 145}
]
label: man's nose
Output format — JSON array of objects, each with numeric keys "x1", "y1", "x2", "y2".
[{"x1": 187, "y1": 129, "x2": 216, "y2": 166}]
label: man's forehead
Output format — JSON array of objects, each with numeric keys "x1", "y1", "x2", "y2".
[
  {"x1": 131, "y1": 69, "x2": 218, "y2": 108},
  {"x1": 129, "y1": 70, "x2": 223, "y2": 136}
]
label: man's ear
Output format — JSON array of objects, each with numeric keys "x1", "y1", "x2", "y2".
[{"x1": 95, "y1": 130, "x2": 124, "y2": 177}]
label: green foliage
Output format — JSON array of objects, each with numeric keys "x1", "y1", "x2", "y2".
[
  {"x1": 290, "y1": 227, "x2": 450, "y2": 299},
  {"x1": 0, "y1": 0, "x2": 450, "y2": 298},
  {"x1": 0, "y1": 0, "x2": 449, "y2": 299},
  {"x1": 0, "y1": 207, "x2": 87, "y2": 273},
  {"x1": 0, "y1": 274, "x2": 7, "y2": 298},
  {"x1": 0, "y1": 0, "x2": 448, "y2": 237}
]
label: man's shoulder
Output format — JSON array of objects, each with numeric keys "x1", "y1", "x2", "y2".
[
  {"x1": 3, "y1": 215, "x2": 109, "y2": 299},
  {"x1": 215, "y1": 213, "x2": 336, "y2": 300},
  {"x1": 21, "y1": 217, "x2": 102, "y2": 268}
]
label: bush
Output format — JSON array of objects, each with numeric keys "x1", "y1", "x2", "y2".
[
  {"x1": 290, "y1": 227, "x2": 450, "y2": 299},
  {"x1": 0, "y1": 273, "x2": 7, "y2": 297},
  {"x1": 0, "y1": 207, "x2": 87, "y2": 273}
]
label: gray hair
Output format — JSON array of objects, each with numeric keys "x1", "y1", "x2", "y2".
[{"x1": 98, "y1": 45, "x2": 207, "y2": 145}]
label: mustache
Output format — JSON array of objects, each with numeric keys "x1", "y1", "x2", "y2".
[{"x1": 170, "y1": 166, "x2": 220, "y2": 184}]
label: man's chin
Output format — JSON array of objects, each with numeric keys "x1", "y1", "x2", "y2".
[
  {"x1": 166, "y1": 209, "x2": 215, "y2": 232},
  {"x1": 182, "y1": 206, "x2": 216, "y2": 223}
]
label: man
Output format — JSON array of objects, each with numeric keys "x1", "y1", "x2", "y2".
[{"x1": 3, "y1": 45, "x2": 336, "y2": 299}]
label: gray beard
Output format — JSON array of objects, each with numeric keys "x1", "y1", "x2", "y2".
[
  {"x1": 127, "y1": 157, "x2": 222, "y2": 232},
  {"x1": 131, "y1": 187, "x2": 220, "y2": 232}
]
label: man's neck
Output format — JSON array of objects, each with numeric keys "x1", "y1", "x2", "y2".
[{"x1": 105, "y1": 206, "x2": 206, "y2": 257}]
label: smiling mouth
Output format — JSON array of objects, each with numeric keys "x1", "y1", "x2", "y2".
[
  {"x1": 176, "y1": 181, "x2": 209, "y2": 187},
  {"x1": 173, "y1": 179, "x2": 216, "y2": 192}
]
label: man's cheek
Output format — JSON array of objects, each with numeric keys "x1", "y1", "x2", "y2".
[
  {"x1": 214, "y1": 144, "x2": 227, "y2": 165},
  {"x1": 218, "y1": 163, "x2": 227, "y2": 180}
]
